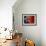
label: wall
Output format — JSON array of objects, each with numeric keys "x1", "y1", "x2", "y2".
[
  {"x1": 0, "y1": 0, "x2": 46, "y2": 46},
  {"x1": 13, "y1": 0, "x2": 41, "y2": 46},
  {"x1": 0, "y1": 0, "x2": 16, "y2": 30},
  {"x1": 41, "y1": 0, "x2": 46, "y2": 46}
]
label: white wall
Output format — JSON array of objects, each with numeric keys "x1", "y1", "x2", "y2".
[
  {"x1": 13, "y1": 0, "x2": 41, "y2": 46},
  {"x1": 0, "y1": 0, "x2": 16, "y2": 30},
  {"x1": 41, "y1": 0, "x2": 46, "y2": 46},
  {"x1": 1, "y1": 0, "x2": 45, "y2": 46}
]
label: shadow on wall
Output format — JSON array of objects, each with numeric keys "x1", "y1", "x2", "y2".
[{"x1": 12, "y1": 0, "x2": 24, "y2": 10}]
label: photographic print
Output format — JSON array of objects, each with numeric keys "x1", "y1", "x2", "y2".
[{"x1": 22, "y1": 14, "x2": 37, "y2": 26}]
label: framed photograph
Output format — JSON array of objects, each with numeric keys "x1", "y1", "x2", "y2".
[{"x1": 22, "y1": 14, "x2": 37, "y2": 26}]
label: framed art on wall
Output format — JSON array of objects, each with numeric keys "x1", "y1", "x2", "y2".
[{"x1": 22, "y1": 14, "x2": 37, "y2": 26}]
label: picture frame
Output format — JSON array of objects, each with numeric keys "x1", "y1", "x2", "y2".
[{"x1": 22, "y1": 14, "x2": 37, "y2": 26}]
